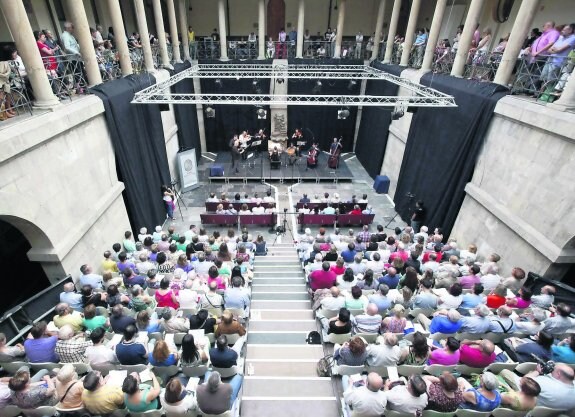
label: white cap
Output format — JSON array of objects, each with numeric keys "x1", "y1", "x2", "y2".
[{"x1": 155, "y1": 225, "x2": 162, "y2": 232}]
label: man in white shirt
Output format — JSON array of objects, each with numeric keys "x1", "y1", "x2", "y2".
[
  {"x1": 421, "y1": 252, "x2": 440, "y2": 274},
  {"x1": 136, "y1": 253, "x2": 155, "y2": 276},
  {"x1": 531, "y1": 285, "x2": 555, "y2": 309},
  {"x1": 354, "y1": 31, "x2": 363, "y2": 58},
  {"x1": 385, "y1": 375, "x2": 428, "y2": 414},
  {"x1": 318, "y1": 287, "x2": 346, "y2": 311},
  {"x1": 251, "y1": 203, "x2": 265, "y2": 214},
  {"x1": 543, "y1": 303, "x2": 574, "y2": 335},
  {"x1": 343, "y1": 372, "x2": 387, "y2": 417},
  {"x1": 262, "y1": 190, "x2": 274, "y2": 203},
  {"x1": 85, "y1": 327, "x2": 118, "y2": 365},
  {"x1": 365, "y1": 252, "x2": 385, "y2": 276},
  {"x1": 61, "y1": 22, "x2": 80, "y2": 56},
  {"x1": 480, "y1": 273, "x2": 502, "y2": 292},
  {"x1": 366, "y1": 333, "x2": 401, "y2": 367}
]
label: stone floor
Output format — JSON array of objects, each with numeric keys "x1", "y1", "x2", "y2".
[{"x1": 164, "y1": 152, "x2": 406, "y2": 240}]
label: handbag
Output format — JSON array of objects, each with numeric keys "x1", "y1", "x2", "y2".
[{"x1": 316, "y1": 354, "x2": 335, "y2": 377}]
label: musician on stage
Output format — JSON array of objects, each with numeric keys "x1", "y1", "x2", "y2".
[
  {"x1": 269, "y1": 146, "x2": 281, "y2": 169},
  {"x1": 254, "y1": 129, "x2": 267, "y2": 153},
  {"x1": 330, "y1": 137, "x2": 343, "y2": 155},
  {"x1": 239, "y1": 130, "x2": 251, "y2": 160},
  {"x1": 328, "y1": 137, "x2": 343, "y2": 169},
  {"x1": 289, "y1": 128, "x2": 304, "y2": 156},
  {"x1": 231, "y1": 139, "x2": 242, "y2": 173},
  {"x1": 306, "y1": 142, "x2": 319, "y2": 169}
]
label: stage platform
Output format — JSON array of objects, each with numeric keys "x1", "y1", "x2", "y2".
[{"x1": 207, "y1": 151, "x2": 354, "y2": 182}]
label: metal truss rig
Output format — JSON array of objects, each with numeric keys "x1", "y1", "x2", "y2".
[{"x1": 132, "y1": 63, "x2": 457, "y2": 108}]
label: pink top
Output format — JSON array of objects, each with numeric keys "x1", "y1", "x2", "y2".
[
  {"x1": 428, "y1": 348, "x2": 460, "y2": 366},
  {"x1": 155, "y1": 290, "x2": 179, "y2": 309},
  {"x1": 530, "y1": 29, "x2": 561, "y2": 62},
  {"x1": 514, "y1": 297, "x2": 532, "y2": 309},
  {"x1": 309, "y1": 269, "x2": 337, "y2": 291},
  {"x1": 459, "y1": 345, "x2": 496, "y2": 368},
  {"x1": 207, "y1": 276, "x2": 227, "y2": 290},
  {"x1": 459, "y1": 274, "x2": 481, "y2": 289}
]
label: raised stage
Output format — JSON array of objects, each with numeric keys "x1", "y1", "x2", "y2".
[{"x1": 207, "y1": 151, "x2": 354, "y2": 182}]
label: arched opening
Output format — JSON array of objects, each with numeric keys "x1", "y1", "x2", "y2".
[
  {"x1": 267, "y1": 0, "x2": 285, "y2": 40},
  {"x1": 0, "y1": 217, "x2": 52, "y2": 314}
]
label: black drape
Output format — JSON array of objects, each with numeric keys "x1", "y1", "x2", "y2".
[
  {"x1": 92, "y1": 74, "x2": 171, "y2": 234},
  {"x1": 170, "y1": 61, "x2": 202, "y2": 159},
  {"x1": 199, "y1": 59, "x2": 272, "y2": 151},
  {"x1": 393, "y1": 74, "x2": 508, "y2": 237},
  {"x1": 355, "y1": 62, "x2": 404, "y2": 178},
  {"x1": 287, "y1": 59, "x2": 362, "y2": 152}
]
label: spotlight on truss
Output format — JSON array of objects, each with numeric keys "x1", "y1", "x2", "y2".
[
  {"x1": 391, "y1": 104, "x2": 405, "y2": 120},
  {"x1": 205, "y1": 106, "x2": 216, "y2": 118},
  {"x1": 214, "y1": 79, "x2": 223, "y2": 89},
  {"x1": 347, "y1": 80, "x2": 357, "y2": 91},
  {"x1": 338, "y1": 109, "x2": 350, "y2": 120},
  {"x1": 257, "y1": 108, "x2": 267, "y2": 119},
  {"x1": 253, "y1": 79, "x2": 262, "y2": 94},
  {"x1": 275, "y1": 78, "x2": 285, "y2": 84},
  {"x1": 312, "y1": 80, "x2": 322, "y2": 95}
]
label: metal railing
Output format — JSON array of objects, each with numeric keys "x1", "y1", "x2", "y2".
[
  {"x1": 511, "y1": 54, "x2": 574, "y2": 97},
  {"x1": 41, "y1": 53, "x2": 88, "y2": 99},
  {"x1": 1, "y1": 61, "x2": 33, "y2": 120}
]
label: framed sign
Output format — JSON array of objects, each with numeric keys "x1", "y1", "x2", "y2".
[{"x1": 177, "y1": 148, "x2": 200, "y2": 192}]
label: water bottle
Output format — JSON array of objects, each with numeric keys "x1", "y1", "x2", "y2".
[{"x1": 247, "y1": 363, "x2": 254, "y2": 375}]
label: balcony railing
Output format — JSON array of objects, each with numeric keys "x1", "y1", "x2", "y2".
[
  {"x1": 41, "y1": 53, "x2": 88, "y2": 99},
  {"x1": 0, "y1": 61, "x2": 33, "y2": 121}
]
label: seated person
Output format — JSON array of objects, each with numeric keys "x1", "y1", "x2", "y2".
[
  {"x1": 55, "y1": 325, "x2": 92, "y2": 363},
  {"x1": 428, "y1": 336, "x2": 461, "y2": 365},
  {"x1": 161, "y1": 378, "x2": 198, "y2": 415},
  {"x1": 399, "y1": 331, "x2": 430, "y2": 365},
  {"x1": 106, "y1": 283, "x2": 130, "y2": 307},
  {"x1": 381, "y1": 304, "x2": 407, "y2": 333},
  {"x1": 543, "y1": 303, "x2": 574, "y2": 336},
  {"x1": 0, "y1": 332, "x2": 25, "y2": 362},
  {"x1": 54, "y1": 364, "x2": 84, "y2": 409},
  {"x1": 344, "y1": 285, "x2": 368, "y2": 311},
  {"x1": 552, "y1": 335, "x2": 575, "y2": 363},
  {"x1": 486, "y1": 284, "x2": 508, "y2": 309},
  {"x1": 459, "y1": 283, "x2": 486, "y2": 309},
  {"x1": 418, "y1": 309, "x2": 462, "y2": 334},
  {"x1": 269, "y1": 147, "x2": 281, "y2": 168},
  {"x1": 110, "y1": 304, "x2": 136, "y2": 334},
  {"x1": 197, "y1": 371, "x2": 243, "y2": 414},
  {"x1": 459, "y1": 339, "x2": 496, "y2": 368},
  {"x1": 179, "y1": 334, "x2": 209, "y2": 367},
  {"x1": 459, "y1": 371, "x2": 501, "y2": 411},
  {"x1": 82, "y1": 303, "x2": 110, "y2": 331},
  {"x1": 85, "y1": 326, "x2": 118, "y2": 365},
  {"x1": 337, "y1": 268, "x2": 357, "y2": 291},
  {"x1": 531, "y1": 285, "x2": 555, "y2": 309},
  {"x1": 506, "y1": 286, "x2": 532, "y2": 309},
  {"x1": 209, "y1": 334, "x2": 245, "y2": 370},
  {"x1": 507, "y1": 331, "x2": 553, "y2": 363},
  {"x1": 82, "y1": 371, "x2": 124, "y2": 414},
  {"x1": 379, "y1": 267, "x2": 399, "y2": 289},
  {"x1": 160, "y1": 308, "x2": 189, "y2": 333},
  {"x1": 365, "y1": 333, "x2": 401, "y2": 367},
  {"x1": 334, "y1": 336, "x2": 367, "y2": 366},
  {"x1": 53, "y1": 302, "x2": 84, "y2": 332},
  {"x1": 459, "y1": 304, "x2": 492, "y2": 334},
  {"x1": 23, "y1": 321, "x2": 58, "y2": 363},
  {"x1": 500, "y1": 376, "x2": 541, "y2": 412},
  {"x1": 8, "y1": 365, "x2": 58, "y2": 408},
  {"x1": 309, "y1": 262, "x2": 337, "y2": 291},
  {"x1": 437, "y1": 283, "x2": 464, "y2": 309},
  {"x1": 122, "y1": 371, "x2": 161, "y2": 413},
  {"x1": 131, "y1": 285, "x2": 157, "y2": 312},
  {"x1": 515, "y1": 308, "x2": 547, "y2": 335},
  {"x1": 189, "y1": 309, "x2": 217, "y2": 334},
  {"x1": 115, "y1": 324, "x2": 148, "y2": 365},
  {"x1": 317, "y1": 307, "x2": 352, "y2": 340},
  {"x1": 385, "y1": 375, "x2": 429, "y2": 414},
  {"x1": 489, "y1": 306, "x2": 517, "y2": 334},
  {"x1": 215, "y1": 310, "x2": 247, "y2": 338},
  {"x1": 423, "y1": 372, "x2": 464, "y2": 412},
  {"x1": 352, "y1": 303, "x2": 382, "y2": 334},
  {"x1": 148, "y1": 340, "x2": 179, "y2": 367},
  {"x1": 343, "y1": 372, "x2": 387, "y2": 417},
  {"x1": 136, "y1": 310, "x2": 163, "y2": 334}
]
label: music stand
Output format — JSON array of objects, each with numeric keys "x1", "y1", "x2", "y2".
[{"x1": 251, "y1": 140, "x2": 262, "y2": 157}]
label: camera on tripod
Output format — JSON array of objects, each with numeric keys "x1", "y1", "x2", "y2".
[{"x1": 170, "y1": 179, "x2": 179, "y2": 187}]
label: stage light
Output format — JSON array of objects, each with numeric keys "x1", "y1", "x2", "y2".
[
  {"x1": 312, "y1": 80, "x2": 322, "y2": 94},
  {"x1": 347, "y1": 80, "x2": 357, "y2": 91},
  {"x1": 214, "y1": 79, "x2": 223, "y2": 89},
  {"x1": 257, "y1": 108, "x2": 267, "y2": 119},
  {"x1": 391, "y1": 104, "x2": 405, "y2": 120},
  {"x1": 275, "y1": 78, "x2": 285, "y2": 84},
  {"x1": 338, "y1": 109, "x2": 350, "y2": 119},
  {"x1": 205, "y1": 106, "x2": 215, "y2": 118},
  {"x1": 253, "y1": 79, "x2": 262, "y2": 94}
]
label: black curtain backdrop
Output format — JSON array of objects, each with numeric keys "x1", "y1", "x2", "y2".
[
  {"x1": 287, "y1": 59, "x2": 362, "y2": 152},
  {"x1": 170, "y1": 61, "x2": 202, "y2": 159},
  {"x1": 199, "y1": 59, "x2": 272, "y2": 151},
  {"x1": 92, "y1": 74, "x2": 171, "y2": 234},
  {"x1": 355, "y1": 62, "x2": 404, "y2": 179},
  {"x1": 393, "y1": 74, "x2": 508, "y2": 238}
]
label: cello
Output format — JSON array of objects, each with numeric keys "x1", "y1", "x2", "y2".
[
  {"x1": 307, "y1": 143, "x2": 318, "y2": 168},
  {"x1": 328, "y1": 138, "x2": 342, "y2": 169}
]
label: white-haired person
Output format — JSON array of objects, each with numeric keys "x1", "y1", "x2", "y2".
[
  {"x1": 55, "y1": 364, "x2": 84, "y2": 409},
  {"x1": 0, "y1": 332, "x2": 25, "y2": 362},
  {"x1": 197, "y1": 371, "x2": 243, "y2": 415}
]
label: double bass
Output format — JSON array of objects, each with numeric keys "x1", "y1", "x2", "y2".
[
  {"x1": 307, "y1": 143, "x2": 319, "y2": 168},
  {"x1": 328, "y1": 138, "x2": 343, "y2": 169}
]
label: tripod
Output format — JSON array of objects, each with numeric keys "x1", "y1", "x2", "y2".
[
  {"x1": 272, "y1": 209, "x2": 294, "y2": 245},
  {"x1": 170, "y1": 180, "x2": 187, "y2": 222},
  {"x1": 384, "y1": 193, "x2": 414, "y2": 230}
]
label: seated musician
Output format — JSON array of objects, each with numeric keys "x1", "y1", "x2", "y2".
[
  {"x1": 239, "y1": 130, "x2": 250, "y2": 160},
  {"x1": 307, "y1": 143, "x2": 319, "y2": 168},
  {"x1": 270, "y1": 147, "x2": 281, "y2": 169},
  {"x1": 287, "y1": 144, "x2": 298, "y2": 165},
  {"x1": 290, "y1": 128, "x2": 304, "y2": 156}
]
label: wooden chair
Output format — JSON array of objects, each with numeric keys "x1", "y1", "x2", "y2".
[
  {"x1": 96, "y1": 306, "x2": 109, "y2": 317},
  {"x1": 224, "y1": 333, "x2": 242, "y2": 345},
  {"x1": 173, "y1": 332, "x2": 188, "y2": 345},
  {"x1": 148, "y1": 331, "x2": 164, "y2": 342},
  {"x1": 364, "y1": 365, "x2": 389, "y2": 377},
  {"x1": 181, "y1": 364, "x2": 209, "y2": 378}
]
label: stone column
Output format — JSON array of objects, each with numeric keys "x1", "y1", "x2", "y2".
[
  {"x1": 493, "y1": 0, "x2": 539, "y2": 85},
  {"x1": 296, "y1": 0, "x2": 305, "y2": 58},
  {"x1": 107, "y1": 0, "x2": 133, "y2": 76},
  {"x1": 421, "y1": 0, "x2": 447, "y2": 72},
  {"x1": 383, "y1": 0, "x2": 402, "y2": 63},
  {"x1": 218, "y1": 0, "x2": 228, "y2": 60},
  {"x1": 64, "y1": 0, "x2": 102, "y2": 86},
  {"x1": 166, "y1": 0, "x2": 181, "y2": 62},
  {"x1": 451, "y1": 0, "x2": 484, "y2": 77},
  {"x1": 0, "y1": 0, "x2": 59, "y2": 107},
  {"x1": 152, "y1": 0, "x2": 170, "y2": 67},
  {"x1": 549, "y1": 71, "x2": 575, "y2": 112},
  {"x1": 333, "y1": 0, "x2": 346, "y2": 58},
  {"x1": 400, "y1": 0, "x2": 421, "y2": 66},
  {"x1": 258, "y1": 0, "x2": 265, "y2": 59},
  {"x1": 178, "y1": 0, "x2": 190, "y2": 61},
  {"x1": 371, "y1": 0, "x2": 387, "y2": 61},
  {"x1": 134, "y1": 0, "x2": 154, "y2": 71}
]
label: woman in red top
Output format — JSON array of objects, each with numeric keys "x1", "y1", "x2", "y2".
[
  {"x1": 330, "y1": 257, "x2": 346, "y2": 275},
  {"x1": 486, "y1": 284, "x2": 507, "y2": 309},
  {"x1": 155, "y1": 277, "x2": 179, "y2": 310},
  {"x1": 34, "y1": 30, "x2": 58, "y2": 76},
  {"x1": 349, "y1": 205, "x2": 362, "y2": 215}
]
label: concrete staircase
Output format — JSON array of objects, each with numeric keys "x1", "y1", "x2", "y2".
[{"x1": 241, "y1": 243, "x2": 339, "y2": 417}]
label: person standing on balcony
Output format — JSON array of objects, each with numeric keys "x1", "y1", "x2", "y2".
[
  {"x1": 355, "y1": 31, "x2": 364, "y2": 59},
  {"x1": 278, "y1": 28, "x2": 287, "y2": 59},
  {"x1": 539, "y1": 23, "x2": 575, "y2": 94},
  {"x1": 61, "y1": 22, "x2": 80, "y2": 57},
  {"x1": 413, "y1": 28, "x2": 427, "y2": 68},
  {"x1": 34, "y1": 30, "x2": 58, "y2": 78},
  {"x1": 188, "y1": 26, "x2": 196, "y2": 60}
]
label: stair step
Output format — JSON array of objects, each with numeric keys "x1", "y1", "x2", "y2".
[
  {"x1": 251, "y1": 285, "x2": 307, "y2": 293},
  {"x1": 241, "y1": 360, "x2": 318, "y2": 376},
  {"x1": 247, "y1": 332, "x2": 309, "y2": 345},
  {"x1": 251, "y1": 301, "x2": 311, "y2": 309},
  {"x1": 246, "y1": 344, "x2": 324, "y2": 360},
  {"x1": 241, "y1": 399, "x2": 338, "y2": 417},
  {"x1": 251, "y1": 278, "x2": 306, "y2": 284},
  {"x1": 242, "y1": 378, "x2": 334, "y2": 397},
  {"x1": 251, "y1": 309, "x2": 314, "y2": 320},
  {"x1": 251, "y1": 292, "x2": 309, "y2": 301},
  {"x1": 249, "y1": 320, "x2": 316, "y2": 332},
  {"x1": 253, "y1": 271, "x2": 305, "y2": 277}
]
